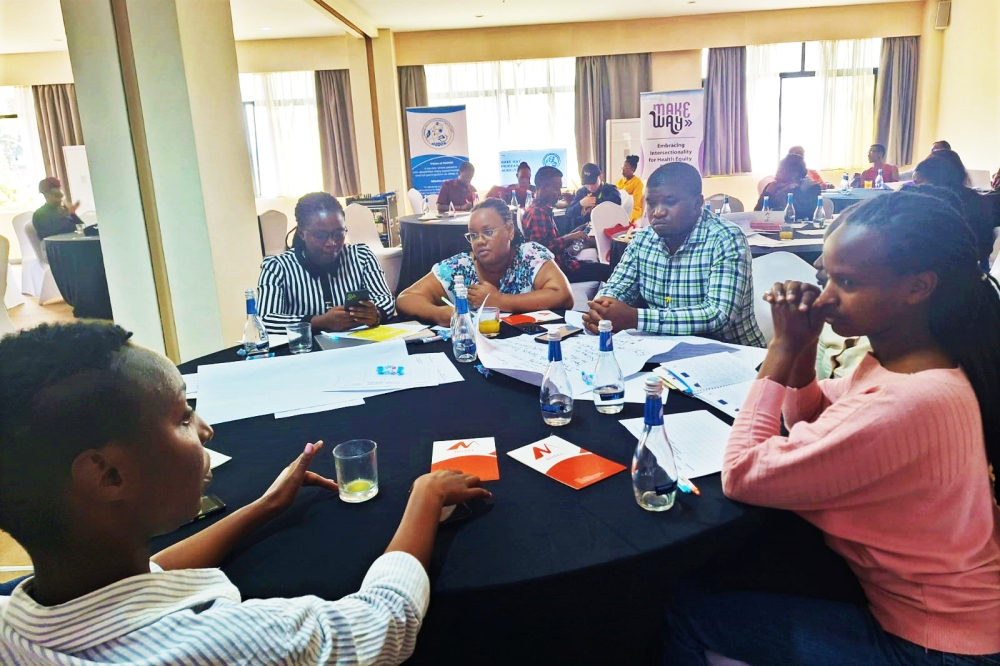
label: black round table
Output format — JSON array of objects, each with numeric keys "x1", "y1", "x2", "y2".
[
  {"x1": 44, "y1": 233, "x2": 113, "y2": 320},
  {"x1": 397, "y1": 213, "x2": 472, "y2": 293},
  {"x1": 160, "y1": 336, "x2": 765, "y2": 665}
]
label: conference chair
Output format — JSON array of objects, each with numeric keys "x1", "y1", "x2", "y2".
[
  {"x1": 407, "y1": 188, "x2": 424, "y2": 216},
  {"x1": 751, "y1": 251, "x2": 817, "y2": 343},
  {"x1": 12, "y1": 212, "x2": 43, "y2": 298},
  {"x1": 426, "y1": 193, "x2": 438, "y2": 210},
  {"x1": 757, "y1": 176, "x2": 775, "y2": 195},
  {"x1": 344, "y1": 203, "x2": 403, "y2": 293},
  {"x1": 259, "y1": 210, "x2": 289, "y2": 257},
  {"x1": 0, "y1": 235, "x2": 16, "y2": 338},
  {"x1": 81, "y1": 210, "x2": 97, "y2": 226},
  {"x1": 706, "y1": 193, "x2": 745, "y2": 213},
  {"x1": 22, "y1": 221, "x2": 63, "y2": 305},
  {"x1": 618, "y1": 189, "x2": 634, "y2": 220},
  {"x1": 590, "y1": 201, "x2": 630, "y2": 264}
]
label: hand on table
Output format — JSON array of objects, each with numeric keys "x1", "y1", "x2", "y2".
[
  {"x1": 347, "y1": 300, "x2": 380, "y2": 328},
  {"x1": 259, "y1": 441, "x2": 338, "y2": 515},
  {"x1": 313, "y1": 306, "x2": 355, "y2": 332},
  {"x1": 411, "y1": 469, "x2": 492, "y2": 507},
  {"x1": 467, "y1": 282, "x2": 501, "y2": 310},
  {"x1": 582, "y1": 297, "x2": 638, "y2": 334},
  {"x1": 763, "y1": 281, "x2": 825, "y2": 352}
]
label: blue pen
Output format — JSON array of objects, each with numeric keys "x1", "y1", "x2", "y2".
[
  {"x1": 247, "y1": 352, "x2": 275, "y2": 361},
  {"x1": 664, "y1": 368, "x2": 694, "y2": 395}
]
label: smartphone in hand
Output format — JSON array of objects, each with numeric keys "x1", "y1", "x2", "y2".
[{"x1": 344, "y1": 289, "x2": 371, "y2": 308}]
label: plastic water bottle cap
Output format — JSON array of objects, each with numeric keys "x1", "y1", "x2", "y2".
[{"x1": 598, "y1": 320, "x2": 613, "y2": 333}]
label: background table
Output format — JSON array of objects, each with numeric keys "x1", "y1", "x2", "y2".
[
  {"x1": 609, "y1": 232, "x2": 823, "y2": 270},
  {"x1": 821, "y1": 187, "x2": 892, "y2": 213},
  {"x1": 44, "y1": 233, "x2": 113, "y2": 320},
  {"x1": 162, "y1": 336, "x2": 766, "y2": 665},
  {"x1": 398, "y1": 213, "x2": 472, "y2": 293}
]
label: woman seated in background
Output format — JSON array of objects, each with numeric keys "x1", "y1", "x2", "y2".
[
  {"x1": 666, "y1": 190, "x2": 1000, "y2": 665},
  {"x1": 397, "y1": 198, "x2": 573, "y2": 326},
  {"x1": 486, "y1": 162, "x2": 536, "y2": 207},
  {"x1": 755, "y1": 154, "x2": 821, "y2": 218}
]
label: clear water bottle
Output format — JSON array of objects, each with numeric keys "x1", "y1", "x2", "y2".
[
  {"x1": 450, "y1": 274, "x2": 465, "y2": 333},
  {"x1": 540, "y1": 332, "x2": 573, "y2": 426},
  {"x1": 875, "y1": 168, "x2": 884, "y2": 190},
  {"x1": 451, "y1": 283, "x2": 477, "y2": 364},
  {"x1": 811, "y1": 196, "x2": 827, "y2": 228},
  {"x1": 473, "y1": 191, "x2": 480, "y2": 206},
  {"x1": 841, "y1": 173, "x2": 850, "y2": 193},
  {"x1": 570, "y1": 237, "x2": 586, "y2": 254},
  {"x1": 703, "y1": 202, "x2": 712, "y2": 214},
  {"x1": 524, "y1": 190, "x2": 533, "y2": 209},
  {"x1": 422, "y1": 195, "x2": 429, "y2": 214},
  {"x1": 632, "y1": 376, "x2": 678, "y2": 512},
  {"x1": 242, "y1": 288, "x2": 270, "y2": 358},
  {"x1": 720, "y1": 195, "x2": 732, "y2": 215},
  {"x1": 448, "y1": 200, "x2": 456, "y2": 216},
  {"x1": 593, "y1": 320, "x2": 625, "y2": 414},
  {"x1": 783, "y1": 192, "x2": 796, "y2": 224},
  {"x1": 510, "y1": 190, "x2": 518, "y2": 208}
]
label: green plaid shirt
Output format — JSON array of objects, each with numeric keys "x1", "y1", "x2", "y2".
[{"x1": 599, "y1": 210, "x2": 766, "y2": 347}]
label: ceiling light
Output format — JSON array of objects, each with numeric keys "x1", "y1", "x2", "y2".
[{"x1": 261, "y1": 26, "x2": 271, "y2": 31}]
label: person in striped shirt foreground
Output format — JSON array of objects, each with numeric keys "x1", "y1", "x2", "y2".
[
  {"x1": 258, "y1": 192, "x2": 395, "y2": 336},
  {"x1": 0, "y1": 323, "x2": 490, "y2": 665},
  {"x1": 666, "y1": 191, "x2": 1000, "y2": 664},
  {"x1": 583, "y1": 162, "x2": 766, "y2": 347}
]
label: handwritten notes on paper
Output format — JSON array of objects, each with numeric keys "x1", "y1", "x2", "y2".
[{"x1": 619, "y1": 410, "x2": 731, "y2": 479}]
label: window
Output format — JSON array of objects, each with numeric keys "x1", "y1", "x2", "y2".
[
  {"x1": 239, "y1": 72, "x2": 323, "y2": 198},
  {"x1": 425, "y1": 58, "x2": 577, "y2": 190},
  {"x1": 0, "y1": 87, "x2": 45, "y2": 211},
  {"x1": 747, "y1": 39, "x2": 880, "y2": 173}
]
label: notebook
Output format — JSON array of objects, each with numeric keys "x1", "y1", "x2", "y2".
[{"x1": 656, "y1": 352, "x2": 759, "y2": 419}]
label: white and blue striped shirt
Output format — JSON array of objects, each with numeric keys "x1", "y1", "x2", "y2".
[
  {"x1": 0, "y1": 552, "x2": 429, "y2": 665},
  {"x1": 258, "y1": 246, "x2": 396, "y2": 335}
]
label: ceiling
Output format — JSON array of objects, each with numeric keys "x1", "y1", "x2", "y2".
[{"x1": 0, "y1": 0, "x2": 914, "y2": 55}]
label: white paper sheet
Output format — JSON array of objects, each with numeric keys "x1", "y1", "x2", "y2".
[
  {"x1": 411, "y1": 353, "x2": 464, "y2": 385},
  {"x1": 328, "y1": 365, "x2": 438, "y2": 392},
  {"x1": 206, "y1": 447, "x2": 231, "y2": 469},
  {"x1": 749, "y1": 235, "x2": 822, "y2": 248},
  {"x1": 658, "y1": 352, "x2": 758, "y2": 418},
  {"x1": 620, "y1": 410, "x2": 732, "y2": 479},
  {"x1": 182, "y1": 373, "x2": 198, "y2": 398},
  {"x1": 574, "y1": 372, "x2": 667, "y2": 404},
  {"x1": 274, "y1": 398, "x2": 366, "y2": 419}
]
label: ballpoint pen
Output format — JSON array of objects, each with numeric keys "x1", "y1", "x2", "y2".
[
  {"x1": 678, "y1": 476, "x2": 701, "y2": 496},
  {"x1": 663, "y1": 368, "x2": 694, "y2": 395}
]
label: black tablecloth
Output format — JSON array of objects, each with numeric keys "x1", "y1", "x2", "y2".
[
  {"x1": 44, "y1": 233, "x2": 113, "y2": 320},
  {"x1": 161, "y1": 336, "x2": 765, "y2": 665},
  {"x1": 398, "y1": 215, "x2": 471, "y2": 293}
]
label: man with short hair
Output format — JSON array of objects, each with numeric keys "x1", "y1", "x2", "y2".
[
  {"x1": 584, "y1": 162, "x2": 765, "y2": 346},
  {"x1": 787, "y1": 146, "x2": 829, "y2": 189},
  {"x1": 564, "y1": 163, "x2": 621, "y2": 233},
  {"x1": 616, "y1": 156, "x2": 644, "y2": 223},
  {"x1": 857, "y1": 144, "x2": 900, "y2": 185},
  {"x1": 31, "y1": 177, "x2": 82, "y2": 240},
  {"x1": 437, "y1": 162, "x2": 476, "y2": 213}
]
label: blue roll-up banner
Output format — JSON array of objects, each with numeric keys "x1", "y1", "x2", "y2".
[
  {"x1": 498, "y1": 149, "x2": 568, "y2": 185},
  {"x1": 406, "y1": 105, "x2": 469, "y2": 196}
]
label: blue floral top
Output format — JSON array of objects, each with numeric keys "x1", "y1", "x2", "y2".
[{"x1": 432, "y1": 241, "x2": 555, "y2": 301}]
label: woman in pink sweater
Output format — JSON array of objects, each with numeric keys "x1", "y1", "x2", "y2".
[{"x1": 667, "y1": 191, "x2": 1000, "y2": 664}]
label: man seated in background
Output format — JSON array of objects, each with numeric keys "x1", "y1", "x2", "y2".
[
  {"x1": 755, "y1": 154, "x2": 821, "y2": 218},
  {"x1": 32, "y1": 177, "x2": 82, "y2": 240},
  {"x1": 487, "y1": 161, "x2": 536, "y2": 207},
  {"x1": 584, "y1": 162, "x2": 766, "y2": 347},
  {"x1": 257, "y1": 192, "x2": 394, "y2": 334},
  {"x1": 563, "y1": 163, "x2": 621, "y2": 234},
  {"x1": 521, "y1": 166, "x2": 612, "y2": 283},
  {"x1": 787, "y1": 146, "x2": 830, "y2": 189},
  {"x1": 437, "y1": 161, "x2": 477, "y2": 213},
  {"x1": 616, "y1": 155, "x2": 644, "y2": 223},
  {"x1": 0, "y1": 322, "x2": 489, "y2": 665},
  {"x1": 854, "y1": 143, "x2": 900, "y2": 186}
]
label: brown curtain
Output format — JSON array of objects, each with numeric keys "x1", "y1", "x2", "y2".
[
  {"x1": 703, "y1": 47, "x2": 752, "y2": 176},
  {"x1": 875, "y1": 36, "x2": 919, "y2": 166},
  {"x1": 315, "y1": 70, "x2": 360, "y2": 197},
  {"x1": 32, "y1": 84, "x2": 85, "y2": 200},
  {"x1": 575, "y1": 54, "x2": 651, "y2": 172},
  {"x1": 398, "y1": 65, "x2": 428, "y2": 190}
]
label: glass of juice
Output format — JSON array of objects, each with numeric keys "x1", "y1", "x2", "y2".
[
  {"x1": 863, "y1": 180, "x2": 873, "y2": 189},
  {"x1": 478, "y1": 306, "x2": 501, "y2": 338},
  {"x1": 333, "y1": 439, "x2": 378, "y2": 503}
]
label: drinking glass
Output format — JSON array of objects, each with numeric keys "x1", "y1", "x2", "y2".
[
  {"x1": 285, "y1": 322, "x2": 313, "y2": 354},
  {"x1": 863, "y1": 180, "x2": 873, "y2": 189},
  {"x1": 333, "y1": 439, "x2": 378, "y2": 503},
  {"x1": 478, "y1": 306, "x2": 500, "y2": 338},
  {"x1": 75, "y1": 223, "x2": 85, "y2": 235}
]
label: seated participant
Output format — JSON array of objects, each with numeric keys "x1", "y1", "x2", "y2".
[
  {"x1": 787, "y1": 146, "x2": 829, "y2": 189},
  {"x1": 754, "y1": 154, "x2": 822, "y2": 220},
  {"x1": 485, "y1": 162, "x2": 536, "y2": 207},
  {"x1": 32, "y1": 177, "x2": 82, "y2": 240},
  {"x1": 397, "y1": 198, "x2": 573, "y2": 326},
  {"x1": 564, "y1": 163, "x2": 621, "y2": 233},
  {"x1": 932, "y1": 139, "x2": 952, "y2": 153},
  {"x1": 521, "y1": 166, "x2": 612, "y2": 283},
  {"x1": 0, "y1": 322, "x2": 489, "y2": 665},
  {"x1": 585, "y1": 162, "x2": 765, "y2": 346},
  {"x1": 437, "y1": 161, "x2": 476, "y2": 213},
  {"x1": 257, "y1": 192, "x2": 394, "y2": 334},
  {"x1": 616, "y1": 155, "x2": 645, "y2": 223},
  {"x1": 854, "y1": 143, "x2": 900, "y2": 186},
  {"x1": 666, "y1": 191, "x2": 1000, "y2": 665}
]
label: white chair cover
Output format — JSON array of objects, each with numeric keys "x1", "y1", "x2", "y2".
[
  {"x1": 259, "y1": 210, "x2": 289, "y2": 257},
  {"x1": 751, "y1": 251, "x2": 818, "y2": 343},
  {"x1": 0, "y1": 235, "x2": 15, "y2": 338},
  {"x1": 12, "y1": 212, "x2": 42, "y2": 298},
  {"x1": 345, "y1": 204, "x2": 403, "y2": 293},
  {"x1": 22, "y1": 221, "x2": 62, "y2": 304},
  {"x1": 407, "y1": 188, "x2": 424, "y2": 216},
  {"x1": 590, "y1": 201, "x2": 630, "y2": 264}
]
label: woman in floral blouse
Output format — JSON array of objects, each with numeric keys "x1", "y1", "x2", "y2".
[{"x1": 397, "y1": 198, "x2": 574, "y2": 327}]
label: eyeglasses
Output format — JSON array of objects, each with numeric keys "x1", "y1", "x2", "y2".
[
  {"x1": 304, "y1": 228, "x2": 348, "y2": 244},
  {"x1": 464, "y1": 228, "x2": 502, "y2": 244}
]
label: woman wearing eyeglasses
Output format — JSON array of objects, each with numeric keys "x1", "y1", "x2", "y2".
[
  {"x1": 256, "y1": 192, "x2": 395, "y2": 334},
  {"x1": 397, "y1": 198, "x2": 573, "y2": 327}
]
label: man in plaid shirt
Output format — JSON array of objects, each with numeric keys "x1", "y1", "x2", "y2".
[
  {"x1": 583, "y1": 162, "x2": 766, "y2": 347},
  {"x1": 520, "y1": 166, "x2": 612, "y2": 283}
]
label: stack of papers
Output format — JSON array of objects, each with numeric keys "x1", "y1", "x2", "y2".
[
  {"x1": 619, "y1": 410, "x2": 732, "y2": 479},
  {"x1": 656, "y1": 352, "x2": 759, "y2": 418}
]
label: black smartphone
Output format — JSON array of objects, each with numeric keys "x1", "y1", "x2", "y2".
[
  {"x1": 344, "y1": 289, "x2": 370, "y2": 308},
  {"x1": 535, "y1": 326, "x2": 583, "y2": 343},
  {"x1": 181, "y1": 494, "x2": 226, "y2": 527},
  {"x1": 515, "y1": 323, "x2": 547, "y2": 335}
]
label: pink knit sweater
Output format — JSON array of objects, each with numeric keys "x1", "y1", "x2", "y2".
[{"x1": 723, "y1": 354, "x2": 1000, "y2": 655}]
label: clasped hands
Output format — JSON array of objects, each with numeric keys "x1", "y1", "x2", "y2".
[
  {"x1": 764, "y1": 280, "x2": 827, "y2": 353},
  {"x1": 582, "y1": 297, "x2": 638, "y2": 333}
]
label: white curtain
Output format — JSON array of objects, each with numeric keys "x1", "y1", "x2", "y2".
[
  {"x1": 425, "y1": 58, "x2": 577, "y2": 190},
  {"x1": 745, "y1": 44, "x2": 783, "y2": 177},
  {"x1": 815, "y1": 39, "x2": 880, "y2": 171},
  {"x1": 13, "y1": 87, "x2": 46, "y2": 196},
  {"x1": 239, "y1": 71, "x2": 323, "y2": 198}
]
